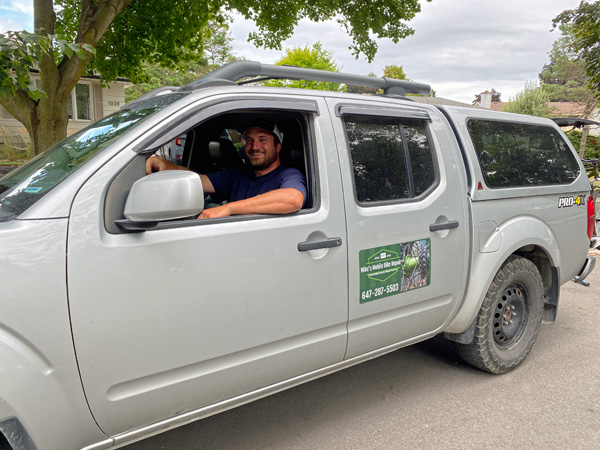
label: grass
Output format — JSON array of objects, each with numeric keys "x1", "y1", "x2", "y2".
[{"x1": 0, "y1": 143, "x2": 31, "y2": 164}]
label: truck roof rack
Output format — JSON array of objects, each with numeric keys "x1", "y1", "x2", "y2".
[{"x1": 181, "y1": 60, "x2": 432, "y2": 97}]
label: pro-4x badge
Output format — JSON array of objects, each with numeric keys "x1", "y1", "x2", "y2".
[{"x1": 558, "y1": 195, "x2": 586, "y2": 208}]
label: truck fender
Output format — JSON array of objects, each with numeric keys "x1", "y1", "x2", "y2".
[
  {"x1": 0, "y1": 330, "x2": 106, "y2": 450},
  {"x1": 443, "y1": 215, "x2": 559, "y2": 337}
]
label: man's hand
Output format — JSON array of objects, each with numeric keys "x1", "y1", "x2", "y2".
[
  {"x1": 198, "y1": 204, "x2": 232, "y2": 219},
  {"x1": 146, "y1": 156, "x2": 180, "y2": 174}
]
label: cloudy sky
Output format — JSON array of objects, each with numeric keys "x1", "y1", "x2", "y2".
[
  {"x1": 230, "y1": 0, "x2": 582, "y2": 103},
  {"x1": 0, "y1": 0, "x2": 582, "y2": 104}
]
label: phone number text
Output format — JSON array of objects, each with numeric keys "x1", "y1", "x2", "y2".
[{"x1": 361, "y1": 282, "x2": 399, "y2": 300}]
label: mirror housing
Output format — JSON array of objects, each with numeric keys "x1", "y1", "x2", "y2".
[{"x1": 123, "y1": 171, "x2": 204, "y2": 223}]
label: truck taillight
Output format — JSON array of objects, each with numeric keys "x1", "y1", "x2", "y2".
[
  {"x1": 175, "y1": 138, "x2": 182, "y2": 146},
  {"x1": 587, "y1": 195, "x2": 595, "y2": 240}
]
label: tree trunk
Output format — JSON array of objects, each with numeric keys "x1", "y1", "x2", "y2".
[
  {"x1": 580, "y1": 125, "x2": 589, "y2": 159},
  {"x1": 30, "y1": 98, "x2": 69, "y2": 154},
  {"x1": 580, "y1": 93, "x2": 598, "y2": 159}
]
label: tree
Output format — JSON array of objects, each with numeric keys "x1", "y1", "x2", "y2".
[
  {"x1": 200, "y1": 19, "x2": 237, "y2": 70},
  {"x1": 0, "y1": 0, "x2": 429, "y2": 155},
  {"x1": 565, "y1": 129, "x2": 600, "y2": 159},
  {"x1": 383, "y1": 65, "x2": 409, "y2": 80},
  {"x1": 554, "y1": 1, "x2": 600, "y2": 99},
  {"x1": 541, "y1": 23, "x2": 598, "y2": 157},
  {"x1": 502, "y1": 81, "x2": 553, "y2": 118},
  {"x1": 345, "y1": 72, "x2": 379, "y2": 94},
  {"x1": 125, "y1": 20, "x2": 237, "y2": 103},
  {"x1": 540, "y1": 24, "x2": 596, "y2": 102},
  {"x1": 264, "y1": 43, "x2": 342, "y2": 91},
  {"x1": 125, "y1": 61, "x2": 209, "y2": 104}
]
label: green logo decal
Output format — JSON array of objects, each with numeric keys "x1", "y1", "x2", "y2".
[{"x1": 359, "y1": 239, "x2": 431, "y2": 303}]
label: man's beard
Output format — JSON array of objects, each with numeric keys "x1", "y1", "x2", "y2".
[{"x1": 249, "y1": 150, "x2": 278, "y2": 171}]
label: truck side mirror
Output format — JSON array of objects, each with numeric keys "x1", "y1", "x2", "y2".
[{"x1": 116, "y1": 171, "x2": 204, "y2": 231}]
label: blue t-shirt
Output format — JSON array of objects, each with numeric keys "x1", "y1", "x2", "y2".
[{"x1": 207, "y1": 165, "x2": 307, "y2": 204}]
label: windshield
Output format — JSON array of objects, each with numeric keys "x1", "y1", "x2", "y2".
[{"x1": 0, "y1": 93, "x2": 186, "y2": 221}]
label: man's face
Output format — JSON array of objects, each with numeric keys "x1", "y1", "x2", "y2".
[{"x1": 244, "y1": 127, "x2": 281, "y2": 172}]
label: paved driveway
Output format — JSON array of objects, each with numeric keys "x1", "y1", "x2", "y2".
[{"x1": 125, "y1": 264, "x2": 600, "y2": 450}]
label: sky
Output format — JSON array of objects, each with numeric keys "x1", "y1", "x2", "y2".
[
  {"x1": 229, "y1": 0, "x2": 582, "y2": 103},
  {"x1": 0, "y1": 0, "x2": 582, "y2": 104}
]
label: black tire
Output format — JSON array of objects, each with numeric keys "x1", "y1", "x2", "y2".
[
  {"x1": 456, "y1": 255, "x2": 544, "y2": 374},
  {"x1": 0, "y1": 433, "x2": 12, "y2": 450}
]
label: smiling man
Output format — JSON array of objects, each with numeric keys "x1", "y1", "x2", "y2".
[{"x1": 145, "y1": 119, "x2": 306, "y2": 219}]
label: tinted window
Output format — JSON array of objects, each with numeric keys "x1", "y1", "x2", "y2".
[
  {"x1": 404, "y1": 123, "x2": 435, "y2": 196},
  {"x1": 467, "y1": 119, "x2": 580, "y2": 187},
  {"x1": 344, "y1": 115, "x2": 435, "y2": 203}
]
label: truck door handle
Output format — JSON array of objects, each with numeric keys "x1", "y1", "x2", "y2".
[
  {"x1": 429, "y1": 220, "x2": 459, "y2": 232},
  {"x1": 298, "y1": 237, "x2": 343, "y2": 252}
]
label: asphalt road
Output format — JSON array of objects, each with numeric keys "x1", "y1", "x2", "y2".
[{"x1": 124, "y1": 263, "x2": 600, "y2": 450}]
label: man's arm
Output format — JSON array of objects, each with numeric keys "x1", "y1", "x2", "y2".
[
  {"x1": 198, "y1": 188, "x2": 304, "y2": 219},
  {"x1": 146, "y1": 155, "x2": 215, "y2": 194}
]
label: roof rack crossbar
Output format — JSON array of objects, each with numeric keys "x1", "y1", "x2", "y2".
[{"x1": 184, "y1": 60, "x2": 432, "y2": 96}]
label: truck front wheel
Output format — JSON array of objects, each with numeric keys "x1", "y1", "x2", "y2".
[{"x1": 456, "y1": 255, "x2": 544, "y2": 374}]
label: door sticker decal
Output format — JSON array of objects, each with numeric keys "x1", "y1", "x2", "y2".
[{"x1": 359, "y1": 239, "x2": 431, "y2": 303}]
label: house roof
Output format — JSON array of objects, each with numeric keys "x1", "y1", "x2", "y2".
[
  {"x1": 29, "y1": 68, "x2": 130, "y2": 84},
  {"x1": 490, "y1": 101, "x2": 589, "y2": 116}
]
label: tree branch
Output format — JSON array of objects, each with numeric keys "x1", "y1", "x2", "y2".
[
  {"x1": 78, "y1": 0, "x2": 134, "y2": 46},
  {"x1": 0, "y1": 90, "x2": 37, "y2": 133},
  {"x1": 56, "y1": 0, "x2": 133, "y2": 103}
]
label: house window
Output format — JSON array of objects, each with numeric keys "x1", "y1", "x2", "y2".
[
  {"x1": 35, "y1": 79, "x2": 92, "y2": 121},
  {"x1": 68, "y1": 83, "x2": 92, "y2": 121}
]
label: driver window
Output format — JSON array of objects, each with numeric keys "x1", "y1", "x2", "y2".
[
  {"x1": 173, "y1": 111, "x2": 313, "y2": 211},
  {"x1": 104, "y1": 110, "x2": 316, "y2": 233}
]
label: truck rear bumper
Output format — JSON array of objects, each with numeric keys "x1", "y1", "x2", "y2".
[{"x1": 573, "y1": 256, "x2": 595, "y2": 284}]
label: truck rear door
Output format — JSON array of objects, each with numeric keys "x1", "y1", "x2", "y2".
[{"x1": 326, "y1": 98, "x2": 470, "y2": 358}]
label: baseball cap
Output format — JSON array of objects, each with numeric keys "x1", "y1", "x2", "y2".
[{"x1": 243, "y1": 118, "x2": 284, "y2": 144}]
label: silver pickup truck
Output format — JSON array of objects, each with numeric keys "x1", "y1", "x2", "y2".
[{"x1": 0, "y1": 61, "x2": 595, "y2": 450}]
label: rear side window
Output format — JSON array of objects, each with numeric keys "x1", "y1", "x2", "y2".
[
  {"x1": 344, "y1": 115, "x2": 436, "y2": 204},
  {"x1": 467, "y1": 119, "x2": 580, "y2": 187}
]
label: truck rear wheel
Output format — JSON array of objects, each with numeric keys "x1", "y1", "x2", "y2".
[{"x1": 456, "y1": 255, "x2": 544, "y2": 374}]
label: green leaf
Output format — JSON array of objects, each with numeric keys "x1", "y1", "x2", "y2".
[
  {"x1": 81, "y1": 44, "x2": 96, "y2": 54},
  {"x1": 63, "y1": 44, "x2": 74, "y2": 58},
  {"x1": 17, "y1": 76, "x2": 28, "y2": 90},
  {"x1": 76, "y1": 48, "x2": 87, "y2": 59},
  {"x1": 27, "y1": 89, "x2": 42, "y2": 101}
]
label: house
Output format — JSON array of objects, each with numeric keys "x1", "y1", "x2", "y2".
[{"x1": 0, "y1": 73, "x2": 131, "y2": 148}]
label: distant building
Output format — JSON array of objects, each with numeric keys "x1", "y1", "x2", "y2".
[{"x1": 0, "y1": 73, "x2": 131, "y2": 148}]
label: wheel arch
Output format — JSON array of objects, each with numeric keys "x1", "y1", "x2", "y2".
[
  {"x1": 0, "y1": 337, "x2": 106, "y2": 450},
  {"x1": 444, "y1": 215, "x2": 560, "y2": 339},
  {"x1": 513, "y1": 244, "x2": 559, "y2": 324}
]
